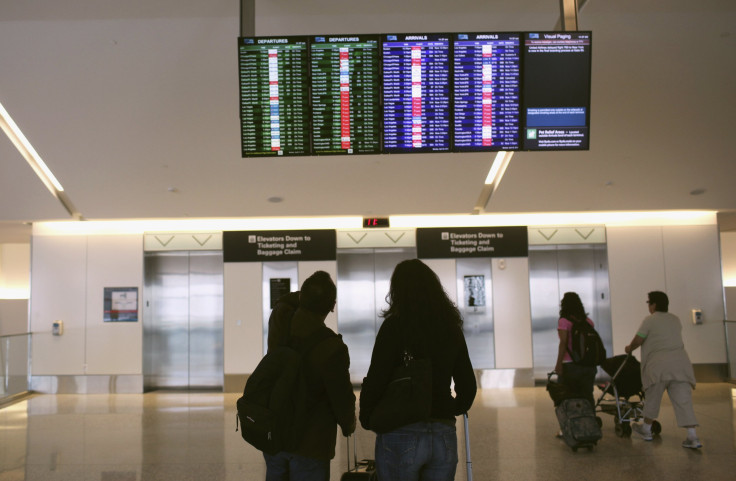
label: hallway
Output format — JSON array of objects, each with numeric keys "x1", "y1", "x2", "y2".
[{"x1": 1, "y1": 383, "x2": 735, "y2": 480}]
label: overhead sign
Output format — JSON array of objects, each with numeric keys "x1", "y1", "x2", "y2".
[
  {"x1": 223, "y1": 230, "x2": 337, "y2": 262},
  {"x1": 417, "y1": 226, "x2": 528, "y2": 259}
]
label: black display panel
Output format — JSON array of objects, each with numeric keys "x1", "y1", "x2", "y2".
[
  {"x1": 238, "y1": 36, "x2": 310, "y2": 157},
  {"x1": 310, "y1": 35, "x2": 382, "y2": 155},
  {"x1": 382, "y1": 34, "x2": 452, "y2": 153},
  {"x1": 453, "y1": 33, "x2": 521, "y2": 152},
  {"x1": 522, "y1": 32, "x2": 592, "y2": 150}
]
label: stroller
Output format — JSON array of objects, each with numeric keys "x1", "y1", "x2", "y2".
[{"x1": 594, "y1": 354, "x2": 662, "y2": 437}]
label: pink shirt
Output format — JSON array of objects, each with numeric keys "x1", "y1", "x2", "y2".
[{"x1": 558, "y1": 317, "x2": 595, "y2": 362}]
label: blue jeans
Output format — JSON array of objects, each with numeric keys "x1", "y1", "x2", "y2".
[
  {"x1": 375, "y1": 421, "x2": 458, "y2": 481},
  {"x1": 263, "y1": 451, "x2": 329, "y2": 481}
]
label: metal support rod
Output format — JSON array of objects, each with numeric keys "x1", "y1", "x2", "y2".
[
  {"x1": 559, "y1": 0, "x2": 579, "y2": 32},
  {"x1": 240, "y1": 0, "x2": 255, "y2": 37},
  {"x1": 464, "y1": 413, "x2": 473, "y2": 481}
]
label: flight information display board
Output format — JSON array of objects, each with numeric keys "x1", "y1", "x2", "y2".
[
  {"x1": 238, "y1": 36, "x2": 310, "y2": 157},
  {"x1": 310, "y1": 35, "x2": 381, "y2": 155},
  {"x1": 453, "y1": 33, "x2": 521, "y2": 151},
  {"x1": 522, "y1": 32, "x2": 592, "y2": 150},
  {"x1": 382, "y1": 34, "x2": 452, "y2": 153}
]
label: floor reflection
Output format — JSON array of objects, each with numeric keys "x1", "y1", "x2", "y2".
[{"x1": 1, "y1": 384, "x2": 735, "y2": 480}]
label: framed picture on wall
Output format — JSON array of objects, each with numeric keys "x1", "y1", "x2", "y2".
[{"x1": 103, "y1": 287, "x2": 139, "y2": 322}]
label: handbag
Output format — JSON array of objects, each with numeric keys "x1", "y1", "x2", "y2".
[{"x1": 368, "y1": 349, "x2": 433, "y2": 433}]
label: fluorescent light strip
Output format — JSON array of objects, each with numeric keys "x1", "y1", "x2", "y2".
[
  {"x1": 33, "y1": 211, "x2": 717, "y2": 237},
  {"x1": 391, "y1": 211, "x2": 718, "y2": 228},
  {"x1": 485, "y1": 151, "x2": 509, "y2": 185},
  {"x1": 33, "y1": 217, "x2": 365, "y2": 236},
  {"x1": 0, "y1": 100, "x2": 65, "y2": 193}
]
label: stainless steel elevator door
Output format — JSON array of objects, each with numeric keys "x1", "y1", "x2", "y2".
[
  {"x1": 143, "y1": 251, "x2": 224, "y2": 391},
  {"x1": 529, "y1": 245, "x2": 612, "y2": 381},
  {"x1": 337, "y1": 248, "x2": 416, "y2": 383}
]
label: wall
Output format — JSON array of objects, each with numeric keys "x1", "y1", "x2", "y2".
[
  {"x1": 0, "y1": 243, "x2": 30, "y2": 336},
  {"x1": 608, "y1": 225, "x2": 726, "y2": 363},
  {"x1": 30, "y1": 235, "x2": 143, "y2": 379},
  {"x1": 28, "y1": 220, "x2": 728, "y2": 393}
]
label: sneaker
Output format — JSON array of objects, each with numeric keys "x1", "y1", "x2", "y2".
[
  {"x1": 632, "y1": 422, "x2": 653, "y2": 441},
  {"x1": 682, "y1": 438, "x2": 703, "y2": 449}
]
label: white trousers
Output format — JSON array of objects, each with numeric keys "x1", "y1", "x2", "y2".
[{"x1": 642, "y1": 380, "x2": 698, "y2": 427}]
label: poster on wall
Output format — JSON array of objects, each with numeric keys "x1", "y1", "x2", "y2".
[
  {"x1": 103, "y1": 287, "x2": 139, "y2": 322},
  {"x1": 270, "y1": 278, "x2": 292, "y2": 308},
  {"x1": 463, "y1": 275, "x2": 486, "y2": 311}
]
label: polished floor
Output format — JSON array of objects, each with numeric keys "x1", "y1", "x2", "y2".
[{"x1": 1, "y1": 383, "x2": 735, "y2": 481}]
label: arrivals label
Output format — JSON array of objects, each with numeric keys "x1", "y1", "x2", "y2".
[
  {"x1": 417, "y1": 226, "x2": 528, "y2": 258},
  {"x1": 223, "y1": 230, "x2": 337, "y2": 262}
]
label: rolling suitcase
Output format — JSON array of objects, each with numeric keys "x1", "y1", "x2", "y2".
[
  {"x1": 555, "y1": 397, "x2": 602, "y2": 452},
  {"x1": 340, "y1": 433, "x2": 377, "y2": 480}
]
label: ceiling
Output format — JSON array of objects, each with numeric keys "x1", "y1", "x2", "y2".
[{"x1": 1, "y1": 0, "x2": 734, "y2": 244}]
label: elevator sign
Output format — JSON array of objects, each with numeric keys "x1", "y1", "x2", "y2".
[
  {"x1": 416, "y1": 226, "x2": 528, "y2": 258},
  {"x1": 223, "y1": 230, "x2": 337, "y2": 262}
]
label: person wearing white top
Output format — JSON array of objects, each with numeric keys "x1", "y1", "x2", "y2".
[{"x1": 625, "y1": 291, "x2": 701, "y2": 449}]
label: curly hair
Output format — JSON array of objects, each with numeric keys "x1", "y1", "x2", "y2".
[{"x1": 559, "y1": 291, "x2": 587, "y2": 322}]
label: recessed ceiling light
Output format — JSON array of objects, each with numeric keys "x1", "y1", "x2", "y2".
[
  {"x1": 690, "y1": 188, "x2": 706, "y2": 196},
  {"x1": 268, "y1": 196, "x2": 284, "y2": 203}
]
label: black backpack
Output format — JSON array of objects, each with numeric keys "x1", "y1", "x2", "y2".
[
  {"x1": 236, "y1": 327, "x2": 334, "y2": 454},
  {"x1": 567, "y1": 319, "x2": 606, "y2": 367}
]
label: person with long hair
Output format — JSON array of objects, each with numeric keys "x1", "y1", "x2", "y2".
[
  {"x1": 359, "y1": 259, "x2": 476, "y2": 481},
  {"x1": 554, "y1": 292, "x2": 597, "y2": 408}
]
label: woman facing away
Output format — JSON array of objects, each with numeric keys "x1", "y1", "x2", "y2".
[
  {"x1": 554, "y1": 292, "x2": 597, "y2": 408},
  {"x1": 359, "y1": 259, "x2": 477, "y2": 481}
]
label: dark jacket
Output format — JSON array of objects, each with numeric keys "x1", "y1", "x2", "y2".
[
  {"x1": 359, "y1": 315, "x2": 476, "y2": 430},
  {"x1": 267, "y1": 293, "x2": 356, "y2": 460}
]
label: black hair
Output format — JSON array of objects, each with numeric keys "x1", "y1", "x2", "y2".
[
  {"x1": 382, "y1": 259, "x2": 462, "y2": 350},
  {"x1": 300, "y1": 271, "x2": 336, "y2": 316},
  {"x1": 648, "y1": 291, "x2": 669, "y2": 312},
  {"x1": 559, "y1": 292, "x2": 587, "y2": 322}
]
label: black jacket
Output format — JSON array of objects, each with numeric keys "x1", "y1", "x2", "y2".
[
  {"x1": 267, "y1": 293, "x2": 356, "y2": 460},
  {"x1": 359, "y1": 315, "x2": 476, "y2": 430}
]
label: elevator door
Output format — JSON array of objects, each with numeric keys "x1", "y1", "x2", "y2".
[
  {"x1": 529, "y1": 244, "x2": 612, "y2": 381},
  {"x1": 143, "y1": 251, "x2": 224, "y2": 391},
  {"x1": 337, "y1": 248, "x2": 416, "y2": 383}
]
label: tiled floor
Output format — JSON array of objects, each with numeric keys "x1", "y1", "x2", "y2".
[{"x1": 1, "y1": 383, "x2": 735, "y2": 480}]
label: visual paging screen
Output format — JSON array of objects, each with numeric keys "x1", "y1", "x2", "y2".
[
  {"x1": 310, "y1": 35, "x2": 382, "y2": 155},
  {"x1": 237, "y1": 31, "x2": 592, "y2": 157},
  {"x1": 522, "y1": 32, "x2": 592, "y2": 150},
  {"x1": 238, "y1": 36, "x2": 310, "y2": 157},
  {"x1": 452, "y1": 33, "x2": 521, "y2": 152},
  {"x1": 382, "y1": 34, "x2": 452, "y2": 153}
]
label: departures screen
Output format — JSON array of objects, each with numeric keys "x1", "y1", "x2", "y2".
[
  {"x1": 522, "y1": 32, "x2": 592, "y2": 150},
  {"x1": 238, "y1": 36, "x2": 310, "y2": 157},
  {"x1": 382, "y1": 34, "x2": 451, "y2": 153},
  {"x1": 237, "y1": 31, "x2": 591, "y2": 157},
  {"x1": 453, "y1": 33, "x2": 521, "y2": 151},
  {"x1": 310, "y1": 35, "x2": 381, "y2": 155}
]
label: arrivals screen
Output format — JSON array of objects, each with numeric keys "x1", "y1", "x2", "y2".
[
  {"x1": 310, "y1": 35, "x2": 381, "y2": 155},
  {"x1": 453, "y1": 33, "x2": 521, "y2": 151},
  {"x1": 238, "y1": 36, "x2": 310, "y2": 157},
  {"x1": 522, "y1": 32, "x2": 592, "y2": 150},
  {"x1": 237, "y1": 31, "x2": 592, "y2": 157},
  {"x1": 382, "y1": 34, "x2": 451, "y2": 153}
]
